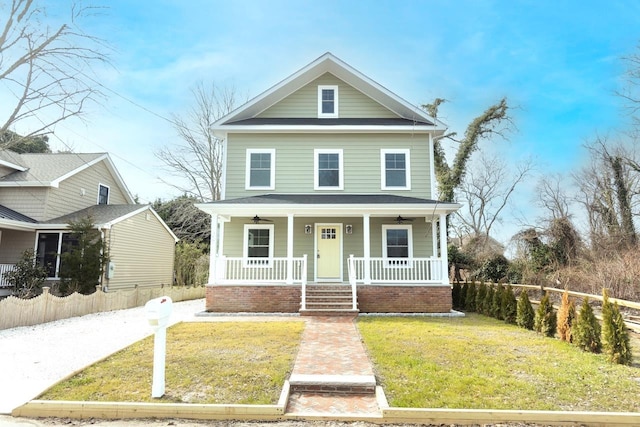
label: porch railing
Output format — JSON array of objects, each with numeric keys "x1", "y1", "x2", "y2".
[
  {"x1": 0, "y1": 264, "x2": 16, "y2": 288},
  {"x1": 347, "y1": 255, "x2": 444, "y2": 285},
  {"x1": 216, "y1": 255, "x2": 307, "y2": 285}
]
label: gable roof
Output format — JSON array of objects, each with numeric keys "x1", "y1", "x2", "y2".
[
  {"x1": 212, "y1": 52, "x2": 447, "y2": 135},
  {"x1": 0, "y1": 203, "x2": 37, "y2": 223},
  {"x1": 0, "y1": 151, "x2": 135, "y2": 203}
]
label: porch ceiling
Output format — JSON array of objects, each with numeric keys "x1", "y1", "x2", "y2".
[{"x1": 196, "y1": 194, "x2": 461, "y2": 219}]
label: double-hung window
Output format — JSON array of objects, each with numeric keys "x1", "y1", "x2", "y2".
[
  {"x1": 246, "y1": 149, "x2": 275, "y2": 190},
  {"x1": 314, "y1": 149, "x2": 343, "y2": 190},
  {"x1": 382, "y1": 224, "x2": 412, "y2": 266},
  {"x1": 318, "y1": 85, "x2": 339, "y2": 118},
  {"x1": 98, "y1": 184, "x2": 110, "y2": 205},
  {"x1": 381, "y1": 149, "x2": 411, "y2": 190},
  {"x1": 243, "y1": 224, "x2": 274, "y2": 266}
]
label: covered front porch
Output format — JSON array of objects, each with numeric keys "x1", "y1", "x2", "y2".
[{"x1": 196, "y1": 194, "x2": 460, "y2": 314}]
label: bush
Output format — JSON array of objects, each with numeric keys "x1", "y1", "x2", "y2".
[
  {"x1": 479, "y1": 254, "x2": 510, "y2": 283},
  {"x1": 502, "y1": 285, "x2": 517, "y2": 324},
  {"x1": 460, "y1": 282, "x2": 468, "y2": 311},
  {"x1": 483, "y1": 285, "x2": 495, "y2": 316},
  {"x1": 573, "y1": 298, "x2": 601, "y2": 353},
  {"x1": 465, "y1": 282, "x2": 477, "y2": 312},
  {"x1": 535, "y1": 292, "x2": 557, "y2": 337},
  {"x1": 516, "y1": 290, "x2": 535, "y2": 330},
  {"x1": 602, "y1": 289, "x2": 632, "y2": 365},
  {"x1": 174, "y1": 240, "x2": 209, "y2": 286},
  {"x1": 492, "y1": 283, "x2": 504, "y2": 320},
  {"x1": 452, "y1": 282, "x2": 462, "y2": 309},
  {"x1": 557, "y1": 289, "x2": 576, "y2": 342},
  {"x1": 3, "y1": 249, "x2": 48, "y2": 299},
  {"x1": 475, "y1": 282, "x2": 487, "y2": 315}
]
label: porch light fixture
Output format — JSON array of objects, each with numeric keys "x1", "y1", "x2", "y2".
[
  {"x1": 345, "y1": 224, "x2": 353, "y2": 234},
  {"x1": 305, "y1": 224, "x2": 312, "y2": 234}
]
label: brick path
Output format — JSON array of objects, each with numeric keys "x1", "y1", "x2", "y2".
[{"x1": 286, "y1": 316, "x2": 381, "y2": 416}]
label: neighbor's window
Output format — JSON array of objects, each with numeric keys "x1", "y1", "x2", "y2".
[
  {"x1": 36, "y1": 232, "x2": 78, "y2": 278},
  {"x1": 314, "y1": 149, "x2": 343, "y2": 190},
  {"x1": 382, "y1": 225, "x2": 412, "y2": 266},
  {"x1": 318, "y1": 85, "x2": 339, "y2": 118},
  {"x1": 246, "y1": 149, "x2": 275, "y2": 190},
  {"x1": 381, "y1": 149, "x2": 411, "y2": 190},
  {"x1": 98, "y1": 184, "x2": 110, "y2": 205},
  {"x1": 243, "y1": 224, "x2": 274, "y2": 266}
]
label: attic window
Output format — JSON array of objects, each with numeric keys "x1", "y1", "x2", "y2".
[
  {"x1": 98, "y1": 184, "x2": 110, "y2": 205},
  {"x1": 318, "y1": 85, "x2": 338, "y2": 118}
]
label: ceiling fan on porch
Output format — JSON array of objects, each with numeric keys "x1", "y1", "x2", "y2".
[
  {"x1": 395, "y1": 215, "x2": 415, "y2": 224},
  {"x1": 252, "y1": 215, "x2": 273, "y2": 224}
]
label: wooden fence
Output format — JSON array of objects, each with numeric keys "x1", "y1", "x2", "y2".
[{"x1": 0, "y1": 285, "x2": 205, "y2": 331}]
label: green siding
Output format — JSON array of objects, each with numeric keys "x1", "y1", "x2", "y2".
[
  {"x1": 225, "y1": 133, "x2": 432, "y2": 199},
  {"x1": 221, "y1": 216, "x2": 435, "y2": 281},
  {"x1": 258, "y1": 73, "x2": 399, "y2": 119}
]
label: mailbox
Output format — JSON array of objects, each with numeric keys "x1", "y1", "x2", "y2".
[{"x1": 145, "y1": 296, "x2": 173, "y2": 330}]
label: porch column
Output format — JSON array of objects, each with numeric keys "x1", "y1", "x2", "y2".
[
  {"x1": 363, "y1": 213, "x2": 371, "y2": 284},
  {"x1": 286, "y1": 213, "x2": 294, "y2": 284},
  {"x1": 439, "y1": 213, "x2": 449, "y2": 285},
  {"x1": 208, "y1": 214, "x2": 219, "y2": 285}
]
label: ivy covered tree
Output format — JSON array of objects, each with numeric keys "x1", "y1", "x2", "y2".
[
  {"x1": 573, "y1": 298, "x2": 601, "y2": 353},
  {"x1": 59, "y1": 216, "x2": 108, "y2": 295}
]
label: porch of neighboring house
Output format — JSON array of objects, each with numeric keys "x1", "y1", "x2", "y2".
[
  {"x1": 0, "y1": 227, "x2": 37, "y2": 297},
  {"x1": 199, "y1": 197, "x2": 459, "y2": 315}
]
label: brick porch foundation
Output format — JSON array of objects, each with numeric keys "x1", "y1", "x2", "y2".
[
  {"x1": 206, "y1": 284, "x2": 452, "y2": 313},
  {"x1": 357, "y1": 285, "x2": 452, "y2": 313}
]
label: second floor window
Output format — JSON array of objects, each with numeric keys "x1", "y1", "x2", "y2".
[
  {"x1": 381, "y1": 149, "x2": 411, "y2": 190},
  {"x1": 315, "y1": 149, "x2": 343, "y2": 190},
  {"x1": 98, "y1": 184, "x2": 110, "y2": 205},
  {"x1": 246, "y1": 149, "x2": 275, "y2": 190},
  {"x1": 318, "y1": 85, "x2": 339, "y2": 118}
]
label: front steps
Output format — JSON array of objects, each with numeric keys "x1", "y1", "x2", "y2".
[{"x1": 300, "y1": 284, "x2": 359, "y2": 316}]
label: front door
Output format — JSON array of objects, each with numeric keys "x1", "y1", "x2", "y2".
[{"x1": 316, "y1": 224, "x2": 342, "y2": 281}]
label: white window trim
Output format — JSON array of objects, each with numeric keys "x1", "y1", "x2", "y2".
[
  {"x1": 381, "y1": 149, "x2": 411, "y2": 190},
  {"x1": 243, "y1": 224, "x2": 274, "y2": 267},
  {"x1": 97, "y1": 183, "x2": 110, "y2": 205},
  {"x1": 35, "y1": 230, "x2": 68, "y2": 279},
  {"x1": 314, "y1": 148, "x2": 344, "y2": 190},
  {"x1": 245, "y1": 149, "x2": 276, "y2": 190},
  {"x1": 318, "y1": 85, "x2": 339, "y2": 118},
  {"x1": 382, "y1": 224, "x2": 413, "y2": 268}
]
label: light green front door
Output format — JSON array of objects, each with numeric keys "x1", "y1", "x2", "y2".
[{"x1": 316, "y1": 224, "x2": 341, "y2": 281}]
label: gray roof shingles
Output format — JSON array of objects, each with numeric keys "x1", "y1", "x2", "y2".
[
  {"x1": 0, "y1": 204, "x2": 37, "y2": 223},
  {"x1": 0, "y1": 152, "x2": 105, "y2": 183},
  {"x1": 43, "y1": 204, "x2": 146, "y2": 225}
]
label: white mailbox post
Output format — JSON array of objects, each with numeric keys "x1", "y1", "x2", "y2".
[{"x1": 145, "y1": 296, "x2": 173, "y2": 398}]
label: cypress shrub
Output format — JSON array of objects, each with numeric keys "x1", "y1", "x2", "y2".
[
  {"x1": 465, "y1": 282, "x2": 477, "y2": 312},
  {"x1": 475, "y1": 282, "x2": 487, "y2": 315},
  {"x1": 534, "y1": 292, "x2": 557, "y2": 337},
  {"x1": 452, "y1": 282, "x2": 462, "y2": 309},
  {"x1": 516, "y1": 290, "x2": 535, "y2": 330},
  {"x1": 492, "y1": 283, "x2": 504, "y2": 320},
  {"x1": 460, "y1": 282, "x2": 468, "y2": 311},
  {"x1": 502, "y1": 285, "x2": 517, "y2": 324},
  {"x1": 557, "y1": 289, "x2": 576, "y2": 342},
  {"x1": 602, "y1": 290, "x2": 633, "y2": 365},
  {"x1": 484, "y1": 285, "x2": 495, "y2": 316},
  {"x1": 574, "y1": 298, "x2": 601, "y2": 353}
]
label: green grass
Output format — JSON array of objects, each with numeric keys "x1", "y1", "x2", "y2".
[
  {"x1": 39, "y1": 321, "x2": 304, "y2": 405},
  {"x1": 358, "y1": 314, "x2": 640, "y2": 412}
]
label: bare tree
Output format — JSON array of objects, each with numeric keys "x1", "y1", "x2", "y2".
[
  {"x1": 536, "y1": 174, "x2": 571, "y2": 220},
  {"x1": 0, "y1": 0, "x2": 108, "y2": 145},
  {"x1": 453, "y1": 154, "x2": 532, "y2": 251},
  {"x1": 156, "y1": 81, "x2": 237, "y2": 202}
]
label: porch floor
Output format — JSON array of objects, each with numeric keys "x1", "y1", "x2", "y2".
[{"x1": 286, "y1": 315, "x2": 381, "y2": 416}]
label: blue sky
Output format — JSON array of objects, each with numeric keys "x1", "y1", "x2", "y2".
[{"x1": 22, "y1": 0, "x2": 640, "y2": 242}]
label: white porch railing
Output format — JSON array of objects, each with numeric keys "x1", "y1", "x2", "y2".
[
  {"x1": 215, "y1": 255, "x2": 307, "y2": 285},
  {"x1": 0, "y1": 264, "x2": 16, "y2": 288},
  {"x1": 347, "y1": 255, "x2": 444, "y2": 285}
]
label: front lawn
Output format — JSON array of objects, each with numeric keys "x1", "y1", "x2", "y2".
[
  {"x1": 39, "y1": 321, "x2": 304, "y2": 404},
  {"x1": 358, "y1": 314, "x2": 640, "y2": 411}
]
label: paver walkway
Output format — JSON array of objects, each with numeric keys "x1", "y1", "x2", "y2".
[{"x1": 286, "y1": 315, "x2": 381, "y2": 416}]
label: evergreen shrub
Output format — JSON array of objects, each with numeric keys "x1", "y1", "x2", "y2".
[
  {"x1": 557, "y1": 289, "x2": 576, "y2": 342},
  {"x1": 535, "y1": 292, "x2": 557, "y2": 337},
  {"x1": 574, "y1": 297, "x2": 601, "y2": 353}
]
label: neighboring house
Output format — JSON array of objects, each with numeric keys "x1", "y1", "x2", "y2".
[
  {"x1": 0, "y1": 150, "x2": 177, "y2": 297},
  {"x1": 197, "y1": 52, "x2": 461, "y2": 314}
]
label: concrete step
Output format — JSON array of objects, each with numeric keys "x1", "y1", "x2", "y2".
[
  {"x1": 299, "y1": 308, "x2": 359, "y2": 317},
  {"x1": 289, "y1": 374, "x2": 376, "y2": 394}
]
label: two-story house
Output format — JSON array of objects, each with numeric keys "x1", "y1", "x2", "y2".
[
  {"x1": 197, "y1": 53, "x2": 460, "y2": 314},
  {"x1": 0, "y1": 150, "x2": 177, "y2": 297}
]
